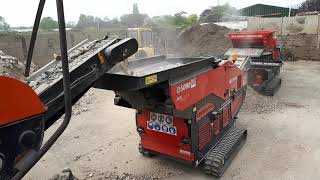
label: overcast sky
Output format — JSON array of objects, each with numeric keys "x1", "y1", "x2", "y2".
[{"x1": 0, "y1": 0, "x2": 305, "y2": 27}]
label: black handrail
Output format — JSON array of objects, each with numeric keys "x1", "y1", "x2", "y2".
[
  {"x1": 24, "y1": 0, "x2": 46, "y2": 77},
  {"x1": 12, "y1": 0, "x2": 72, "y2": 179}
]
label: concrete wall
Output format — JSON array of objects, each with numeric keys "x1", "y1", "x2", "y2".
[
  {"x1": 0, "y1": 29, "x2": 127, "y2": 66},
  {"x1": 0, "y1": 28, "x2": 178, "y2": 66},
  {"x1": 248, "y1": 15, "x2": 320, "y2": 35},
  {"x1": 248, "y1": 17, "x2": 283, "y2": 35},
  {"x1": 0, "y1": 35, "x2": 25, "y2": 61},
  {"x1": 282, "y1": 16, "x2": 319, "y2": 35},
  {"x1": 248, "y1": 15, "x2": 320, "y2": 61}
]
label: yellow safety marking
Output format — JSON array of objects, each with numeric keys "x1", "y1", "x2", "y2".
[{"x1": 145, "y1": 74, "x2": 157, "y2": 85}]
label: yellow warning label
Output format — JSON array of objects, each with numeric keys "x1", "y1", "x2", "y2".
[{"x1": 145, "y1": 74, "x2": 157, "y2": 85}]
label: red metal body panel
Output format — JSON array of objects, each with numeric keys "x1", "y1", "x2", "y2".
[
  {"x1": 228, "y1": 30, "x2": 283, "y2": 62},
  {"x1": 228, "y1": 31, "x2": 277, "y2": 50},
  {"x1": 169, "y1": 65, "x2": 226, "y2": 112},
  {"x1": 199, "y1": 123, "x2": 211, "y2": 150},
  {"x1": 137, "y1": 111, "x2": 194, "y2": 161},
  {"x1": 169, "y1": 61, "x2": 245, "y2": 112},
  {"x1": 223, "y1": 108, "x2": 229, "y2": 128},
  {"x1": 231, "y1": 95, "x2": 243, "y2": 118},
  {"x1": 0, "y1": 76, "x2": 46, "y2": 126},
  {"x1": 196, "y1": 103, "x2": 215, "y2": 121},
  {"x1": 137, "y1": 60, "x2": 247, "y2": 164}
]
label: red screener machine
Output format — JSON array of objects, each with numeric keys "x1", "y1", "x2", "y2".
[
  {"x1": 96, "y1": 55, "x2": 250, "y2": 177},
  {"x1": 225, "y1": 31, "x2": 283, "y2": 96}
]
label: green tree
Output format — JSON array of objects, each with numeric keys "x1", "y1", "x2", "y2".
[
  {"x1": 133, "y1": 3, "x2": 140, "y2": 15},
  {"x1": 187, "y1": 14, "x2": 199, "y2": 26},
  {"x1": 112, "y1": 17, "x2": 120, "y2": 24},
  {"x1": 66, "y1": 21, "x2": 76, "y2": 28},
  {"x1": 145, "y1": 13, "x2": 198, "y2": 28},
  {"x1": 0, "y1": 16, "x2": 10, "y2": 31},
  {"x1": 39, "y1": 17, "x2": 58, "y2": 31},
  {"x1": 103, "y1": 16, "x2": 110, "y2": 22},
  {"x1": 120, "y1": 3, "x2": 148, "y2": 27},
  {"x1": 147, "y1": 15, "x2": 174, "y2": 27},
  {"x1": 76, "y1": 14, "x2": 95, "y2": 28},
  {"x1": 172, "y1": 11, "x2": 188, "y2": 27},
  {"x1": 299, "y1": 0, "x2": 320, "y2": 13},
  {"x1": 199, "y1": 3, "x2": 237, "y2": 23},
  {"x1": 75, "y1": 14, "x2": 123, "y2": 29}
]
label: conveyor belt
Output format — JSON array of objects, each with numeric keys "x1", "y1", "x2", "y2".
[{"x1": 24, "y1": 37, "x2": 138, "y2": 129}]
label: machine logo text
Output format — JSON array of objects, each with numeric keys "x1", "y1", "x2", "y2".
[{"x1": 176, "y1": 78, "x2": 197, "y2": 94}]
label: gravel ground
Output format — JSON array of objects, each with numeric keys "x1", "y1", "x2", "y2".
[
  {"x1": 242, "y1": 87, "x2": 287, "y2": 114},
  {"x1": 25, "y1": 61, "x2": 320, "y2": 180}
]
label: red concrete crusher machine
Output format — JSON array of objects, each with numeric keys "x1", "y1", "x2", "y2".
[
  {"x1": 226, "y1": 31, "x2": 283, "y2": 96},
  {"x1": 96, "y1": 55, "x2": 250, "y2": 177}
]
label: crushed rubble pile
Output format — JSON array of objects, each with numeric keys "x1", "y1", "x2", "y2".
[
  {"x1": 176, "y1": 23, "x2": 232, "y2": 57},
  {"x1": 0, "y1": 50, "x2": 37, "y2": 80},
  {"x1": 242, "y1": 87, "x2": 286, "y2": 114}
]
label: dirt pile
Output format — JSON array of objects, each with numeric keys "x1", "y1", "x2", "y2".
[
  {"x1": 0, "y1": 49, "x2": 37, "y2": 80},
  {"x1": 176, "y1": 23, "x2": 232, "y2": 57},
  {"x1": 242, "y1": 87, "x2": 286, "y2": 114}
]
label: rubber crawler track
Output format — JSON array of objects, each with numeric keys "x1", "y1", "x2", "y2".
[{"x1": 204, "y1": 127, "x2": 247, "y2": 177}]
